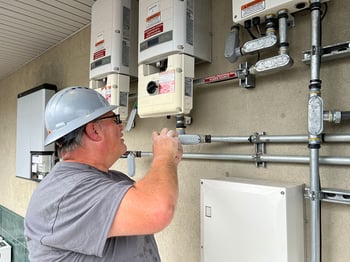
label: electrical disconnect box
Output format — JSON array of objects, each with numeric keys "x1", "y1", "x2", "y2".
[
  {"x1": 89, "y1": 0, "x2": 138, "y2": 120},
  {"x1": 232, "y1": 0, "x2": 311, "y2": 24},
  {"x1": 200, "y1": 177, "x2": 305, "y2": 262},
  {"x1": 16, "y1": 84, "x2": 57, "y2": 181},
  {"x1": 138, "y1": 0, "x2": 211, "y2": 118}
]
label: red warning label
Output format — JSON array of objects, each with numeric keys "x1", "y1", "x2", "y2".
[
  {"x1": 144, "y1": 23, "x2": 164, "y2": 40},
  {"x1": 159, "y1": 70, "x2": 175, "y2": 94},
  {"x1": 241, "y1": 0, "x2": 265, "y2": 18},
  {"x1": 100, "y1": 86, "x2": 112, "y2": 103},
  {"x1": 93, "y1": 49, "x2": 106, "y2": 60},
  {"x1": 204, "y1": 72, "x2": 237, "y2": 83}
]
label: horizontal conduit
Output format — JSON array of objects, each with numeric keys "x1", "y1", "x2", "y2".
[
  {"x1": 138, "y1": 152, "x2": 350, "y2": 166},
  {"x1": 125, "y1": 132, "x2": 350, "y2": 166}
]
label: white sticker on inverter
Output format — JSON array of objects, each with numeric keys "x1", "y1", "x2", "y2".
[
  {"x1": 95, "y1": 32, "x2": 104, "y2": 48},
  {"x1": 148, "y1": 2, "x2": 159, "y2": 16},
  {"x1": 159, "y1": 70, "x2": 175, "y2": 94},
  {"x1": 146, "y1": 11, "x2": 161, "y2": 28},
  {"x1": 241, "y1": 0, "x2": 265, "y2": 18},
  {"x1": 146, "y1": 3, "x2": 161, "y2": 28},
  {"x1": 100, "y1": 86, "x2": 112, "y2": 104}
]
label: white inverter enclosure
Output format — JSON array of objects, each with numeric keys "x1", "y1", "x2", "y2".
[
  {"x1": 90, "y1": 0, "x2": 138, "y2": 79},
  {"x1": 232, "y1": 0, "x2": 312, "y2": 25},
  {"x1": 137, "y1": 0, "x2": 211, "y2": 118},
  {"x1": 89, "y1": 0, "x2": 138, "y2": 120},
  {"x1": 138, "y1": 0, "x2": 211, "y2": 64},
  {"x1": 200, "y1": 177, "x2": 305, "y2": 262}
]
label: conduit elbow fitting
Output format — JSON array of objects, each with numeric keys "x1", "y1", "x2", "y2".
[
  {"x1": 250, "y1": 53, "x2": 293, "y2": 74},
  {"x1": 224, "y1": 24, "x2": 241, "y2": 63}
]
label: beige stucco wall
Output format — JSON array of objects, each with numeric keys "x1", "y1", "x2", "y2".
[{"x1": 1, "y1": 0, "x2": 350, "y2": 261}]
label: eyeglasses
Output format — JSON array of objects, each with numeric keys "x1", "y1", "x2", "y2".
[{"x1": 95, "y1": 114, "x2": 122, "y2": 125}]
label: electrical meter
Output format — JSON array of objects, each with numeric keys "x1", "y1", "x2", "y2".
[
  {"x1": 89, "y1": 0, "x2": 138, "y2": 120},
  {"x1": 138, "y1": 0, "x2": 211, "y2": 118},
  {"x1": 232, "y1": 0, "x2": 311, "y2": 24}
]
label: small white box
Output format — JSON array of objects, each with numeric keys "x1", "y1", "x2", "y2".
[
  {"x1": 137, "y1": 54, "x2": 194, "y2": 118},
  {"x1": 201, "y1": 177, "x2": 305, "y2": 262},
  {"x1": 0, "y1": 240, "x2": 11, "y2": 262}
]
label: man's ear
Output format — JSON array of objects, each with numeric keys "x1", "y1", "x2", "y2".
[{"x1": 84, "y1": 122, "x2": 102, "y2": 141}]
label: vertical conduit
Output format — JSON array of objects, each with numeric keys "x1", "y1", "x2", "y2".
[
  {"x1": 278, "y1": 9, "x2": 289, "y2": 55},
  {"x1": 308, "y1": 1, "x2": 323, "y2": 262}
]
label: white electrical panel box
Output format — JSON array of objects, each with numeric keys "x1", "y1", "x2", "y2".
[
  {"x1": 16, "y1": 84, "x2": 56, "y2": 180},
  {"x1": 92, "y1": 73, "x2": 130, "y2": 119},
  {"x1": 137, "y1": 0, "x2": 211, "y2": 118},
  {"x1": 90, "y1": 0, "x2": 138, "y2": 80},
  {"x1": 201, "y1": 177, "x2": 305, "y2": 262},
  {"x1": 232, "y1": 0, "x2": 311, "y2": 25},
  {"x1": 138, "y1": 53, "x2": 194, "y2": 117},
  {"x1": 138, "y1": 0, "x2": 211, "y2": 64}
]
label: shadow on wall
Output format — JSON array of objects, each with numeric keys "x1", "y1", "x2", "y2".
[
  {"x1": 0, "y1": 205, "x2": 29, "y2": 262},
  {"x1": 35, "y1": 62, "x2": 64, "y2": 90}
]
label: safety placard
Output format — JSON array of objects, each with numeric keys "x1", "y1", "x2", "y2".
[
  {"x1": 99, "y1": 86, "x2": 112, "y2": 103},
  {"x1": 204, "y1": 72, "x2": 237, "y2": 83},
  {"x1": 146, "y1": 11, "x2": 161, "y2": 28},
  {"x1": 144, "y1": 23, "x2": 164, "y2": 40},
  {"x1": 93, "y1": 49, "x2": 106, "y2": 60},
  {"x1": 241, "y1": 0, "x2": 265, "y2": 18},
  {"x1": 159, "y1": 70, "x2": 175, "y2": 94}
]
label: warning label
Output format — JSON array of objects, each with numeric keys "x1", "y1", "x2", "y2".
[
  {"x1": 93, "y1": 49, "x2": 106, "y2": 60},
  {"x1": 159, "y1": 70, "x2": 175, "y2": 94},
  {"x1": 144, "y1": 23, "x2": 164, "y2": 40},
  {"x1": 241, "y1": 0, "x2": 265, "y2": 18},
  {"x1": 146, "y1": 11, "x2": 161, "y2": 28},
  {"x1": 100, "y1": 86, "x2": 112, "y2": 103},
  {"x1": 204, "y1": 72, "x2": 237, "y2": 83}
]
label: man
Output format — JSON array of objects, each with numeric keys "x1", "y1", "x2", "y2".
[{"x1": 24, "y1": 86, "x2": 183, "y2": 261}]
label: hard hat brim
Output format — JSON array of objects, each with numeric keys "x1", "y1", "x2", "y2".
[{"x1": 44, "y1": 104, "x2": 117, "y2": 146}]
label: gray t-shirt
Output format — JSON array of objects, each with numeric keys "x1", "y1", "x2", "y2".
[{"x1": 24, "y1": 162, "x2": 160, "y2": 261}]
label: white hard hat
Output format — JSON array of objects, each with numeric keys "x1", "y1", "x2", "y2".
[{"x1": 45, "y1": 86, "x2": 117, "y2": 145}]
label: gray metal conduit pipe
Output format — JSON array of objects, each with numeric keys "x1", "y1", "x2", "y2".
[
  {"x1": 132, "y1": 151, "x2": 350, "y2": 166},
  {"x1": 308, "y1": 1, "x2": 323, "y2": 262},
  {"x1": 250, "y1": 10, "x2": 293, "y2": 74},
  {"x1": 324, "y1": 110, "x2": 350, "y2": 123},
  {"x1": 341, "y1": 111, "x2": 350, "y2": 120},
  {"x1": 277, "y1": 9, "x2": 289, "y2": 55},
  {"x1": 178, "y1": 133, "x2": 350, "y2": 144}
]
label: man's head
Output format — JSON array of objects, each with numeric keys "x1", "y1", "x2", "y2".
[{"x1": 44, "y1": 86, "x2": 117, "y2": 146}]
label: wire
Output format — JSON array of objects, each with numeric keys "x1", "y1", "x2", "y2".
[
  {"x1": 321, "y1": 3, "x2": 328, "y2": 21},
  {"x1": 255, "y1": 24, "x2": 265, "y2": 36},
  {"x1": 246, "y1": 28, "x2": 257, "y2": 39}
]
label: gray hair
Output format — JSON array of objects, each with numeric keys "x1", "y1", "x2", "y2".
[{"x1": 56, "y1": 125, "x2": 86, "y2": 157}]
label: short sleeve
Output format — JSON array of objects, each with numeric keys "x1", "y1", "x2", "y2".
[{"x1": 41, "y1": 174, "x2": 133, "y2": 257}]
